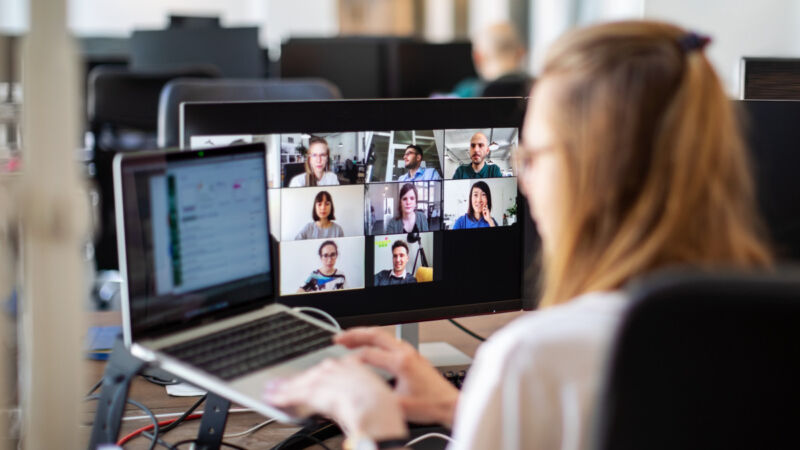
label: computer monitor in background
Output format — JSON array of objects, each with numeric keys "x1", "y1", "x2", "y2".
[
  {"x1": 180, "y1": 98, "x2": 536, "y2": 340},
  {"x1": 130, "y1": 27, "x2": 263, "y2": 78},
  {"x1": 281, "y1": 38, "x2": 388, "y2": 99},
  {"x1": 391, "y1": 41, "x2": 477, "y2": 98},
  {"x1": 738, "y1": 100, "x2": 800, "y2": 261},
  {"x1": 280, "y1": 38, "x2": 477, "y2": 98}
]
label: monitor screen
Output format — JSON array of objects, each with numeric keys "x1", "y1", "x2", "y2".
[
  {"x1": 115, "y1": 144, "x2": 275, "y2": 339},
  {"x1": 181, "y1": 98, "x2": 536, "y2": 326}
]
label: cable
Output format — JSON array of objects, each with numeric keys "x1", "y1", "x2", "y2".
[
  {"x1": 123, "y1": 407, "x2": 253, "y2": 422},
  {"x1": 158, "y1": 394, "x2": 207, "y2": 434},
  {"x1": 117, "y1": 414, "x2": 202, "y2": 447},
  {"x1": 448, "y1": 319, "x2": 486, "y2": 342},
  {"x1": 274, "y1": 431, "x2": 333, "y2": 450},
  {"x1": 292, "y1": 306, "x2": 342, "y2": 331},
  {"x1": 86, "y1": 394, "x2": 161, "y2": 450},
  {"x1": 405, "y1": 432, "x2": 457, "y2": 447},
  {"x1": 86, "y1": 378, "x2": 103, "y2": 397},
  {"x1": 223, "y1": 418, "x2": 276, "y2": 438},
  {"x1": 170, "y1": 439, "x2": 247, "y2": 450}
]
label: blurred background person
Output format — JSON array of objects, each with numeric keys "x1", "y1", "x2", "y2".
[{"x1": 453, "y1": 21, "x2": 533, "y2": 98}]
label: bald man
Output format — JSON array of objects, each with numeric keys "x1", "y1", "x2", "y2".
[{"x1": 452, "y1": 132, "x2": 503, "y2": 179}]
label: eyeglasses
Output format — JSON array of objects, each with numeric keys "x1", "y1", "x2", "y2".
[
  {"x1": 512, "y1": 144, "x2": 558, "y2": 175},
  {"x1": 321, "y1": 252, "x2": 338, "y2": 259},
  {"x1": 404, "y1": 150, "x2": 420, "y2": 157}
]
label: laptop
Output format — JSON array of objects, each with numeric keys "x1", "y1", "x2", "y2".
[{"x1": 113, "y1": 142, "x2": 349, "y2": 421}]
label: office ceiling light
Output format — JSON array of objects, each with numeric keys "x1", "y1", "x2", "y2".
[
  {"x1": 301, "y1": 133, "x2": 311, "y2": 139},
  {"x1": 489, "y1": 141, "x2": 499, "y2": 151}
]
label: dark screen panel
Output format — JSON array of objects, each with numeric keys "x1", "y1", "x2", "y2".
[
  {"x1": 130, "y1": 27, "x2": 263, "y2": 78},
  {"x1": 738, "y1": 100, "x2": 800, "y2": 261}
]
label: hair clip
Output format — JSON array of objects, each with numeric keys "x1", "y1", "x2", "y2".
[{"x1": 679, "y1": 32, "x2": 711, "y2": 52}]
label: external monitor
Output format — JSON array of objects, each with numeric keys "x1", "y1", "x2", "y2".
[
  {"x1": 180, "y1": 98, "x2": 536, "y2": 326},
  {"x1": 130, "y1": 27, "x2": 263, "y2": 78}
]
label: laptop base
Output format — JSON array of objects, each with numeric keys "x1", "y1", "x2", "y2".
[{"x1": 89, "y1": 337, "x2": 232, "y2": 450}]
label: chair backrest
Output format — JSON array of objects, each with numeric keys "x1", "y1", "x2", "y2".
[
  {"x1": 86, "y1": 65, "x2": 219, "y2": 271},
  {"x1": 593, "y1": 268, "x2": 800, "y2": 450},
  {"x1": 88, "y1": 65, "x2": 220, "y2": 133},
  {"x1": 157, "y1": 77, "x2": 342, "y2": 148}
]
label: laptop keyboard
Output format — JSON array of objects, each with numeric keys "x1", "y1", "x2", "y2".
[{"x1": 162, "y1": 312, "x2": 334, "y2": 381}]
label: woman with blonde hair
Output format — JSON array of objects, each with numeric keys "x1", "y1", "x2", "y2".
[
  {"x1": 264, "y1": 21, "x2": 772, "y2": 449},
  {"x1": 289, "y1": 136, "x2": 340, "y2": 187}
]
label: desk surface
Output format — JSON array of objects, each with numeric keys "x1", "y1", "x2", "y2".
[{"x1": 83, "y1": 310, "x2": 524, "y2": 449}]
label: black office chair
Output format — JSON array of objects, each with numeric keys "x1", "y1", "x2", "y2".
[
  {"x1": 87, "y1": 65, "x2": 219, "y2": 271},
  {"x1": 156, "y1": 77, "x2": 342, "y2": 148},
  {"x1": 592, "y1": 268, "x2": 800, "y2": 450}
]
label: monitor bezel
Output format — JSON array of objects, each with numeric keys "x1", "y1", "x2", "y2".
[{"x1": 180, "y1": 98, "x2": 537, "y2": 326}]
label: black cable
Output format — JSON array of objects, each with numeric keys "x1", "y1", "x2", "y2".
[
  {"x1": 448, "y1": 319, "x2": 486, "y2": 342},
  {"x1": 86, "y1": 394, "x2": 160, "y2": 450},
  {"x1": 159, "y1": 394, "x2": 207, "y2": 434},
  {"x1": 86, "y1": 377, "x2": 103, "y2": 397},
  {"x1": 274, "y1": 432, "x2": 333, "y2": 450}
]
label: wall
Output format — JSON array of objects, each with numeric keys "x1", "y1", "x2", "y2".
[
  {"x1": 643, "y1": 0, "x2": 800, "y2": 95},
  {"x1": 65, "y1": 0, "x2": 338, "y2": 58}
]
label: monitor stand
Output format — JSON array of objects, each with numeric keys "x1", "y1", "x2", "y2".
[{"x1": 396, "y1": 323, "x2": 472, "y2": 369}]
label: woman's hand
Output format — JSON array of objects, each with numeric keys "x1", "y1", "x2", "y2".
[
  {"x1": 482, "y1": 206, "x2": 496, "y2": 227},
  {"x1": 263, "y1": 355, "x2": 408, "y2": 441},
  {"x1": 336, "y1": 328, "x2": 460, "y2": 427}
]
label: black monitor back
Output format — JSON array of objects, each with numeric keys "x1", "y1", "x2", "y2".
[
  {"x1": 391, "y1": 41, "x2": 476, "y2": 98},
  {"x1": 130, "y1": 27, "x2": 263, "y2": 78},
  {"x1": 739, "y1": 100, "x2": 800, "y2": 261},
  {"x1": 280, "y1": 38, "x2": 476, "y2": 98},
  {"x1": 281, "y1": 37, "x2": 389, "y2": 98}
]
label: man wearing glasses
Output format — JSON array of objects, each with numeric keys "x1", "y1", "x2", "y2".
[{"x1": 397, "y1": 145, "x2": 441, "y2": 182}]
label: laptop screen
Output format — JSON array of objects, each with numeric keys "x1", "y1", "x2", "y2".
[{"x1": 115, "y1": 143, "x2": 275, "y2": 341}]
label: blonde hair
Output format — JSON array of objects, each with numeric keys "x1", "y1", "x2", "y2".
[{"x1": 536, "y1": 21, "x2": 772, "y2": 307}]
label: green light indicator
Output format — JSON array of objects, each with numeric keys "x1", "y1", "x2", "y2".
[{"x1": 198, "y1": 151, "x2": 204, "y2": 157}]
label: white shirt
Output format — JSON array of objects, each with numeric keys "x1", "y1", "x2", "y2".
[
  {"x1": 449, "y1": 291, "x2": 628, "y2": 450},
  {"x1": 288, "y1": 171, "x2": 340, "y2": 187}
]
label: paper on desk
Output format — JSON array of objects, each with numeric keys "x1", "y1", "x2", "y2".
[{"x1": 165, "y1": 382, "x2": 207, "y2": 397}]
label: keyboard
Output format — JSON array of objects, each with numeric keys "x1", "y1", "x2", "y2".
[{"x1": 162, "y1": 312, "x2": 334, "y2": 380}]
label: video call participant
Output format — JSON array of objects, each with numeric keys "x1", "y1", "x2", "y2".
[
  {"x1": 297, "y1": 240, "x2": 348, "y2": 293},
  {"x1": 385, "y1": 183, "x2": 429, "y2": 234},
  {"x1": 398, "y1": 145, "x2": 441, "y2": 182},
  {"x1": 374, "y1": 240, "x2": 417, "y2": 286},
  {"x1": 295, "y1": 191, "x2": 345, "y2": 240},
  {"x1": 452, "y1": 181, "x2": 498, "y2": 229},
  {"x1": 265, "y1": 21, "x2": 773, "y2": 449},
  {"x1": 452, "y1": 132, "x2": 503, "y2": 179},
  {"x1": 289, "y1": 136, "x2": 340, "y2": 187}
]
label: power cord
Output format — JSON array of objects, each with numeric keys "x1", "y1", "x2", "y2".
[
  {"x1": 170, "y1": 439, "x2": 248, "y2": 449},
  {"x1": 406, "y1": 432, "x2": 457, "y2": 447},
  {"x1": 292, "y1": 306, "x2": 342, "y2": 331},
  {"x1": 448, "y1": 319, "x2": 486, "y2": 342},
  {"x1": 86, "y1": 394, "x2": 164, "y2": 450}
]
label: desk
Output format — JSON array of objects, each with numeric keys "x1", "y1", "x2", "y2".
[{"x1": 83, "y1": 310, "x2": 523, "y2": 449}]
